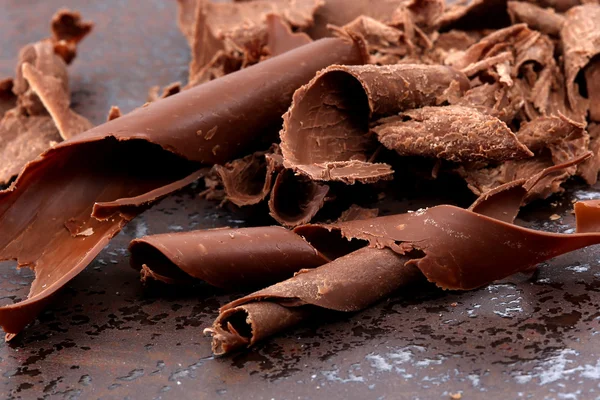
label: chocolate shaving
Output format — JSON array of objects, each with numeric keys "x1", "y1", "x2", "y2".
[
  {"x1": 0, "y1": 78, "x2": 16, "y2": 119},
  {"x1": 268, "y1": 169, "x2": 330, "y2": 227},
  {"x1": 214, "y1": 145, "x2": 281, "y2": 207},
  {"x1": 578, "y1": 123, "x2": 600, "y2": 184},
  {"x1": 372, "y1": 105, "x2": 533, "y2": 162},
  {"x1": 507, "y1": 1, "x2": 565, "y2": 36},
  {"x1": 561, "y1": 4, "x2": 600, "y2": 122},
  {"x1": 264, "y1": 14, "x2": 312, "y2": 57},
  {"x1": 0, "y1": 38, "x2": 366, "y2": 337},
  {"x1": 280, "y1": 64, "x2": 470, "y2": 182},
  {"x1": 205, "y1": 158, "x2": 597, "y2": 354},
  {"x1": 129, "y1": 226, "x2": 328, "y2": 288}
]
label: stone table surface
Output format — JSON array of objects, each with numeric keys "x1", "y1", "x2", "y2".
[{"x1": 1, "y1": 1, "x2": 600, "y2": 399}]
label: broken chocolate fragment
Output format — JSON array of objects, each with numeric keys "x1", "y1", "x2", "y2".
[{"x1": 0, "y1": 37, "x2": 366, "y2": 337}]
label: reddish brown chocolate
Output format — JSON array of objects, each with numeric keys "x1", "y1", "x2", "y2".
[
  {"x1": 280, "y1": 64, "x2": 470, "y2": 183},
  {"x1": 0, "y1": 37, "x2": 366, "y2": 337},
  {"x1": 129, "y1": 226, "x2": 329, "y2": 288}
]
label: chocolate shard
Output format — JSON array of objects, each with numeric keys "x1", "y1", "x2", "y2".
[
  {"x1": 106, "y1": 106, "x2": 121, "y2": 122},
  {"x1": 50, "y1": 9, "x2": 93, "y2": 64},
  {"x1": 280, "y1": 64, "x2": 469, "y2": 182},
  {"x1": 336, "y1": 204, "x2": 379, "y2": 222},
  {"x1": 372, "y1": 105, "x2": 533, "y2": 163},
  {"x1": 215, "y1": 145, "x2": 281, "y2": 207},
  {"x1": 516, "y1": 114, "x2": 586, "y2": 152},
  {"x1": 561, "y1": 4, "x2": 600, "y2": 122},
  {"x1": 205, "y1": 159, "x2": 597, "y2": 355},
  {"x1": 147, "y1": 82, "x2": 182, "y2": 103},
  {"x1": 437, "y1": 0, "x2": 511, "y2": 31},
  {"x1": 268, "y1": 169, "x2": 330, "y2": 227},
  {"x1": 507, "y1": 1, "x2": 565, "y2": 36},
  {"x1": 0, "y1": 38, "x2": 366, "y2": 337},
  {"x1": 21, "y1": 63, "x2": 93, "y2": 140},
  {"x1": 176, "y1": 0, "x2": 199, "y2": 45},
  {"x1": 129, "y1": 226, "x2": 329, "y2": 288},
  {"x1": 524, "y1": 0, "x2": 590, "y2": 13}
]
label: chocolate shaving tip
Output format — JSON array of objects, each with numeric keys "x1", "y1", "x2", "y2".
[
  {"x1": 507, "y1": 1, "x2": 565, "y2": 36},
  {"x1": 280, "y1": 64, "x2": 469, "y2": 182},
  {"x1": 51, "y1": 9, "x2": 94, "y2": 44},
  {"x1": 336, "y1": 205, "x2": 379, "y2": 223},
  {"x1": 268, "y1": 169, "x2": 330, "y2": 227},
  {"x1": 372, "y1": 105, "x2": 534, "y2": 163},
  {"x1": 561, "y1": 4, "x2": 600, "y2": 121},
  {"x1": 129, "y1": 226, "x2": 329, "y2": 289},
  {"x1": 0, "y1": 38, "x2": 366, "y2": 336},
  {"x1": 147, "y1": 82, "x2": 181, "y2": 103},
  {"x1": 578, "y1": 124, "x2": 600, "y2": 185},
  {"x1": 107, "y1": 106, "x2": 122, "y2": 121},
  {"x1": 0, "y1": 78, "x2": 16, "y2": 119}
]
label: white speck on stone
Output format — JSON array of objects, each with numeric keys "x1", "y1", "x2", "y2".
[
  {"x1": 366, "y1": 354, "x2": 393, "y2": 372},
  {"x1": 566, "y1": 264, "x2": 590, "y2": 273},
  {"x1": 135, "y1": 220, "x2": 149, "y2": 238}
]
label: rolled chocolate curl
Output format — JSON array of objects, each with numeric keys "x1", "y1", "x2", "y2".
[
  {"x1": 207, "y1": 247, "x2": 420, "y2": 355},
  {"x1": 129, "y1": 226, "x2": 328, "y2": 288},
  {"x1": 507, "y1": 1, "x2": 565, "y2": 36},
  {"x1": 561, "y1": 4, "x2": 600, "y2": 122},
  {"x1": 0, "y1": 37, "x2": 366, "y2": 337},
  {"x1": 280, "y1": 64, "x2": 471, "y2": 183}
]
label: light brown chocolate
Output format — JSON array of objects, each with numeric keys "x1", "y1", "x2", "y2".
[{"x1": 507, "y1": 1, "x2": 565, "y2": 36}]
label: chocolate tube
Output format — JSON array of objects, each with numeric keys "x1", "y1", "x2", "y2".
[
  {"x1": 205, "y1": 156, "x2": 599, "y2": 354},
  {"x1": 129, "y1": 226, "x2": 329, "y2": 288},
  {"x1": 0, "y1": 37, "x2": 366, "y2": 337},
  {"x1": 280, "y1": 64, "x2": 470, "y2": 183}
]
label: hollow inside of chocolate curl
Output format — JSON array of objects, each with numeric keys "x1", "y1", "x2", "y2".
[
  {"x1": 269, "y1": 169, "x2": 329, "y2": 223},
  {"x1": 284, "y1": 70, "x2": 371, "y2": 165},
  {"x1": 128, "y1": 241, "x2": 193, "y2": 281},
  {"x1": 576, "y1": 54, "x2": 600, "y2": 99}
]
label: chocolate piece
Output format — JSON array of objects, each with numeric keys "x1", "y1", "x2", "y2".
[
  {"x1": 437, "y1": 0, "x2": 511, "y2": 30},
  {"x1": 215, "y1": 146, "x2": 281, "y2": 207},
  {"x1": 561, "y1": 4, "x2": 600, "y2": 121},
  {"x1": 51, "y1": 9, "x2": 94, "y2": 44},
  {"x1": 336, "y1": 204, "x2": 379, "y2": 222},
  {"x1": 207, "y1": 247, "x2": 420, "y2": 355},
  {"x1": 507, "y1": 1, "x2": 565, "y2": 36},
  {"x1": 268, "y1": 169, "x2": 330, "y2": 227},
  {"x1": 0, "y1": 38, "x2": 366, "y2": 337},
  {"x1": 524, "y1": 0, "x2": 588, "y2": 13},
  {"x1": 280, "y1": 64, "x2": 469, "y2": 182},
  {"x1": 106, "y1": 106, "x2": 121, "y2": 121},
  {"x1": 129, "y1": 226, "x2": 328, "y2": 288},
  {"x1": 372, "y1": 105, "x2": 533, "y2": 163},
  {"x1": 176, "y1": 0, "x2": 198, "y2": 45},
  {"x1": 452, "y1": 82, "x2": 524, "y2": 123}
]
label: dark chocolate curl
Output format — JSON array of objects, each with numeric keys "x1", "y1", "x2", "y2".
[
  {"x1": 0, "y1": 38, "x2": 366, "y2": 337},
  {"x1": 372, "y1": 105, "x2": 533, "y2": 163},
  {"x1": 129, "y1": 227, "x2": 328, "y2": 289},
  {"x1": 280, "y1": 64, "x2": 469, "y2": 183},
  {"x1": 561, "y1": 4, "x2": 600, "y2": 121}
]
